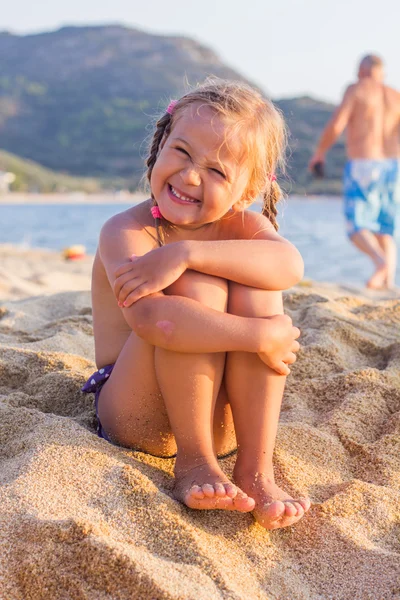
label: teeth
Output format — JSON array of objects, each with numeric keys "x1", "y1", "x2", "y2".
[{"x1": 170, "y1": 186, "x2": 198, "y2": 203}]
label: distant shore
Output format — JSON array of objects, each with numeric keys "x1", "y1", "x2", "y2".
[
  {"x1": 0, "y1": 192, "x2": 147, "y2": 204},
  {"x1": 0, "y1": 192, "x2": 341, "y2": 205}
]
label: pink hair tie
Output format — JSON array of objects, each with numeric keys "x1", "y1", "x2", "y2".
[
  {"x1": 166, "y1": 100, "x2": 178, "y2": 115},
  {"x1": 270, "y1": 174, "x2": 277, "y2": 182},
  {"x1": 151, "y1": 205, "x2": 163, "y2": 219}
]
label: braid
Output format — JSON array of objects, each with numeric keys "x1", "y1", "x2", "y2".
[
  {"x1": 261, "y1": 180, "x2": 282, "y2": 231},
  {"x1": 146, "y1": 112, "x2": 172, "y2": 188},
  {"x1": 146, "y1": 112, "x2": 172, "y2": 245}
]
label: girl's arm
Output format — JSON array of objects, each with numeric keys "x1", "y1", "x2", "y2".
[
  {"x1": 124, "y1": 293, "x2": 298, "y2": 376},
  {"x1": 98, "y1": 211, "x2": 298, "y2": 375},
  {"x1": 185, "y1": 238, "x2": 303, "y2": 291},
  {"x1": 186, "y1": 206, "x2": 304, "y2": 290},
  {"x1": 115, "y1": 212, "x2": 303, "y2": 306}
]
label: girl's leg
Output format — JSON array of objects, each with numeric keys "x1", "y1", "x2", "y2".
[
  {"x1": 97, "y1": 271, "x2": 253, "y2": 512},
  {"x1": 226, "y1": 283, "x2": 311, "y2": 530},
  {"x1": 96, "y1": 330, "x2": 177, "y2": 457},
  {"x1": 158, "y1": 271, "x2": 253, "y2": 511}
]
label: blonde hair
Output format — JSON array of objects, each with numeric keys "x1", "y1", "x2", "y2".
[{"x1": 146, "y1": 78, "x2": 287, "y2": 239}]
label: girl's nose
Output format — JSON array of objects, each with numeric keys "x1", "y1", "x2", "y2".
[{"x1": 180, "y1": 167, "x2": 201, "y2": 186}]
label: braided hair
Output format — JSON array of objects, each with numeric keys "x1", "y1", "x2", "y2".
[
  {"x1": 261, "y1": 180, "x2": 282, "y2": 231},
  {"x1": 145, "y1": 112, "x2": 173, "y2": 244}
]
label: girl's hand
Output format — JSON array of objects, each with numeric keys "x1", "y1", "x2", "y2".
[
  {"x1": 258, "y1": 314, "x2": 300, "y2": 376},
  {"x1": 113, "y1": 242, "x2": 189, "y2": 307}
]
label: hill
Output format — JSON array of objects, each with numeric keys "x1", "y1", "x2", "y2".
[
  {"x1": 0, "y1": 25, "x2": 343, "y2": 193},
  {"x1": 0, "y1": 149, "x2": 115, "y2": 193}
]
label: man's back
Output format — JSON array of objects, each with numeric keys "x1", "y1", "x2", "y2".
[{"x1": 347, "y1": 78, "x2": 400, "y2": 159}]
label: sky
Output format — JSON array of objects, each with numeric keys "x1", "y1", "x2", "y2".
[{"x1": 1, "y1": 0, "x2": 399, "y2": 103}]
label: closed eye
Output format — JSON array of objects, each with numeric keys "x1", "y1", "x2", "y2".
[
  {"x1": 211, "y1": 168, "x2": 226, "y2": 179},
  {"x1": 175, "y1": 146, "x2": 190, "y2": 157}
]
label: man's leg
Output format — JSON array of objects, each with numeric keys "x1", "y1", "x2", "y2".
[
  {"x1": 350, "y1": 229, "x2": 387, "y2": 289},
  {"x1": 375, "y1": 233, "x2": 397, "y2": 289}
]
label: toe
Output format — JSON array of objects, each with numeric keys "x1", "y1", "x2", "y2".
[
  {"x1": 189, "y1": 485, "x2": 205, "y2": 499},
  {"x1": 298, "y1": 497, "x2": 311, "y2": 512},
  {"x1": 202, "y1": 484, "x2": 216, "y2": 498},
  {"x1": 291, "y1": 501, "x2": 304, "y2": 516},
  {"x1": 223, "y1": 483, "x2": 238, "y2": 499},
  {"x1": 214, "y1": 482, "x2": 227, "y2": 497},
  {"x1": 283, "y1": 501, "x2": 298, "y2": 518},
  {"x1": 233, "y1": 490, "x2": 255, "y2": 512},
  {"x1": 264, "y1": 500, "x2": 286, "y2": 521}
]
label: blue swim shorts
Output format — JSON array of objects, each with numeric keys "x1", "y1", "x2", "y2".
[
  {"x1": 81, "y1": 364, "x2": 114, "y2": 442},
  {"x1": 343, "y1": 159, "x2": 400, "y2": 236}
]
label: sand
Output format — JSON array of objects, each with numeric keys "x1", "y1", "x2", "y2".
[{"x1": 0, "y1": 245, "x2": 399, "y2": 600}]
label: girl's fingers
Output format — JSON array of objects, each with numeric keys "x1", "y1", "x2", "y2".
[
  {"x1": 114, "y1": 262, "x2": 137, "y2": 279},
  {"x1": 291, "y1": 340, "x2": 300, "y2": 353},
  {"x1": 116, "y1": 278, "x2": 141, "y2": 304},
  {"x1": 114, "y1": 271, "x2": 137, "y2": 297},
  {"x1": 275, "y1": 362, "x2": 290, "y2": 376},
  {"x1": 292, "y1": 327, "x2": 301, "y2": 339},
  {"x1": 284, "y1": 352, "x2": 297, "y2": 365},
  {"x1": 122, "y1": 283, "x2": 151, "y2": 306}
]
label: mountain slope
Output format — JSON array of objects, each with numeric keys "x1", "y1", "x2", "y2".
[{"x1": 0, "y1": 25, "x2": 343, "y2": 192}]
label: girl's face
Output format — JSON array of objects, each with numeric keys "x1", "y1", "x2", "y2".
[{"x1": 150, "y1": 104, "x2": 251, "y2": 227}]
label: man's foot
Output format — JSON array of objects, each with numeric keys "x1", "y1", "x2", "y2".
[
  {"x1": 173, "y1": 459, "x2": 255, "y2": 512},
  {"x1": 366, "y1": 263, "x2": 388, "y2": 289},
  {"x1": 234, "y1": 471, "x2": 311, "y2": 530}
]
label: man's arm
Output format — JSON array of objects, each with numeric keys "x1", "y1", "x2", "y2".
[{"x1": 309, "y1": 84, "x2": 357, "y2": 167}]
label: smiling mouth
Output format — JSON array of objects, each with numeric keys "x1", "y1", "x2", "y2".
[{"x1": 168, "y1": 184, "x2": 201, "y2": 204}]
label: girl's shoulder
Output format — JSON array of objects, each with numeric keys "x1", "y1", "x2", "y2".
[
  {"x1": 100, "y1": 199, "x2": 159, "y2": 244},
  {"x1": 102, "y1": 198, "x2": 153, "y2": 228},
  {"x1": 220, "y1": 209, "x2": 277, "y2": 240}
]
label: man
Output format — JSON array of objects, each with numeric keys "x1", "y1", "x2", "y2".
[{"x1": 309, "y1": 54, "x2": 400, "y2": 289}]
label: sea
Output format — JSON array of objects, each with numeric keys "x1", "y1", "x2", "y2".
[{"x1": 1, "y1": 196, "x2": 399, "y2": 286}]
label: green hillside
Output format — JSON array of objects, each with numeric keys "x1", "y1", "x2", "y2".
[
  {"x1": 0, "y1": 149, "x2": 113, "y2": 193},
  {"x1": 0, "y1": 25, "x2": 343, "y2": 193}
]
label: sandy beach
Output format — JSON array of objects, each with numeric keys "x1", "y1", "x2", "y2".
[{"x1": 1, "y1": 244, "x2": 399, "y2": 599}]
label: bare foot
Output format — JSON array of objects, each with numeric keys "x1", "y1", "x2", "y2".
[
  {"x1": 366, "y1": 263, "x2": 388, "y2": 290},
  {"x1": 173, "y1": 458, "x2": 255, "y2": 512},
  {"x1": 234, "y1": 471, "x2": 311, "y2": 530}
]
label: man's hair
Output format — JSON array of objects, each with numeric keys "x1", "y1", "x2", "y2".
[{"x1": 359, "y1": 54, "x2": 384, "y2": 73}]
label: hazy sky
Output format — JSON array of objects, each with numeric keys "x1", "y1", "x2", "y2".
[{"x1": 1, "y1": 0, "x2": 399, "y2": 103}]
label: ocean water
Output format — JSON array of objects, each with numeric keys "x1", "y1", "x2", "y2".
[{"x1": 1, "y1": 197, "x2": 399, "y2": 286}]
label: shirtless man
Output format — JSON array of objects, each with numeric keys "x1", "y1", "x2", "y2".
[{"x1": 309, "y1": 55, "x2": 400, "y2": 289}]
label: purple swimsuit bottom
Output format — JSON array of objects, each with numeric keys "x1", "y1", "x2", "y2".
[{"x1": 81, "y1": 364, "x2": 115, "y2": 442}]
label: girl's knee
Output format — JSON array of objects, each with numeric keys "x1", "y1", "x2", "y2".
[
  {"x1": 228, "y1": 282, "x2": 283, "y2": 317},
  {"x1": 165, "y1": 271, "x2": 228, "y2": 311}
]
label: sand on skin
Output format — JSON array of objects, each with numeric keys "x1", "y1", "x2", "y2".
[{"x1": 0, "y1": 245, "x2": 399, "y2": 600}]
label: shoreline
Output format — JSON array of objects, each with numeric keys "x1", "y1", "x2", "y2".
[
  {"x1": 0, "y1": 192, "x2": 342, "y2": 205},
  {"x1": 0, "y1": 192, "x2": 147, "y2": 205}
]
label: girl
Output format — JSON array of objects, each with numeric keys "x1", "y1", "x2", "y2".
[{"x1": 83, "y1": 79, "x2": 311, "y2": 530}]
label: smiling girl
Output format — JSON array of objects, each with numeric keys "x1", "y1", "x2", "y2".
[{"x1": 82, "y1": 79, "x2": 311, "y2": 530}]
